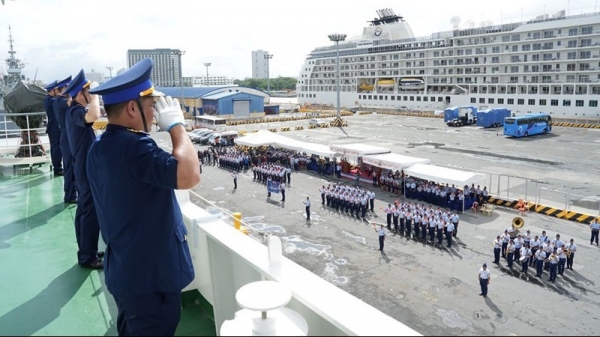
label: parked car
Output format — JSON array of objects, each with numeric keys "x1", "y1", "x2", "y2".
[{"x1": 309, "y1": 118, "x2": 325, "y2": 126}]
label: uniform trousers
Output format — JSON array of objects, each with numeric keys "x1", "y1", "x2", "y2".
[
  {"x1": 114, "y1": 291, "x2": 181, "y2": 336},
  {"x1": 48, "y1": 126, "x2": 62, "y2": 172},
  {"x1": 591, "y1": 229, "x2": 599, "y2": 245},
  {"x1": 74, "y1": 181, "x2": 100, "y2": 265},
  {"x1": 378, "y1": 235, "x2": 385, "y2": 251},
  {"x1": 493, "y1": 247, "x2": 501, "y2": 264},
  {"x1": 479, "y1": 278, "x2": 488, "y2": 296},
  {"x1": 305, "y1": 206, "x2": 310, "y2": 220},
  {"x1": 536, "y1": 259, "x2": 544, "y2": 277},
  {"x1": 566, "y1": 252, "x2": 575, "y2": 269},
  {"x1": 59, "y1": 132, "x2": 77, "y2": 201}
]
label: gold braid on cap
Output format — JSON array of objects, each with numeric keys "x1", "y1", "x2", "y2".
[{"x1": 139, "y1": 86, "x2": 155, "y2": 97}]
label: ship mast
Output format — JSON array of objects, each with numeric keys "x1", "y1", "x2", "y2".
[{"x1": 2, "y1": 25, "x2": 25, "y2": 95}]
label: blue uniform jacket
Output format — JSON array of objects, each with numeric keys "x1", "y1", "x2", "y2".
[
  {"x1": 43, "y1": 96, "x2": 58, "y2": 133},
  {"x1": 64, "y1": 103, "x2": 96, "y2": 183},
  {"x1": 87, "y1": 124, "x2": 195, "y2": 296}
]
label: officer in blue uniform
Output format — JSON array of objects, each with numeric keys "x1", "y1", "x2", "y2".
[
  {"x1": 63, "y1": 70, "x2": 103, "y2": 269},
  {"x1": 53, "y1": 75, "x2": 77, "y2": 203},
  {"x1": 43, "y1": 80, "x2": 63, "y2": 175},
  {"x1": 87, "y1": 58, "x2": 201, "y2": 336}
]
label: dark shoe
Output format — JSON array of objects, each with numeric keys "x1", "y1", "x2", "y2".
[
  {"x1": 64, "y1": 199, "x2": 77, "y2": 204},
  {"x1": 54, "y1": 170, "x2": 64, "y2": 176},
  {"x1": 479, "y1": 293, "x2": 483, "y2": 296},
  {"x1": 97, "y1": 251, "x2": 105, "y2": 259},
  {"x1": 81, "y1": 260, "x2": 103, "y2": 269}
]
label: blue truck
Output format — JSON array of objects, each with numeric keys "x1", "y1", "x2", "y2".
[
  {"x1": 476, "y1": 108, "x2": 512, "y2": 128},
  {"x1": 444, "y1": 106, "x2": 477, "y2": 127}
]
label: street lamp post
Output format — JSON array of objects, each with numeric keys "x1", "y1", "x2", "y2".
[
  {"x1": 328, "y1": 33, "x2": 347, "y2": 121},
  {"x1": 204, "y1": 63, "x2": 211, "y2": 87},
  {"x1": 173, "y1": 50, "x2": 186, "y2": 110},
  {"x1": 106, "y1": 66, "x2": 113, "y2": 79},
  {"x1": 264, "y1": 53, "x2": 273, "y2": 95}
]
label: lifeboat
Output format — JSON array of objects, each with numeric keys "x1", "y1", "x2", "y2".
[
  {"x1": 377, "y1": 79, "x2": 395, "y2": 88},
  {"x1": 359, "y1": 83, "x2": 374, "y2": 91}
]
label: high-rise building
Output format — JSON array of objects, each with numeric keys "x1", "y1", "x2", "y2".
[
  {"x1": 126, "y1": 49, "x2": 183, "y2": 87},
  {"x1": 251, "y1": 50, "x2": 269, "y2": 79}
]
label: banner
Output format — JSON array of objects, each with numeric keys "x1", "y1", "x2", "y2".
[{"x1": 267, "y1": 180, "x2": 281, "y2": 194}]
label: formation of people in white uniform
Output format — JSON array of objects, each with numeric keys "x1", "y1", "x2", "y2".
[{"x1": 492, "y1": 228, "x2": 578, "y2": 283}]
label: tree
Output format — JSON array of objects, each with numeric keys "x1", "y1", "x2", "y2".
[{"x1": 233, "y1": 77, "x2": 297, "y2": 91}]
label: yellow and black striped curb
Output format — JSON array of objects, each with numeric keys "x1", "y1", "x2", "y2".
[
  {"x1": 320, "y1": 124, "x2": 329, "y2": 128},
  {"x1": 486, "y1": 196, "x2": 600, "y2": 224},
  {"x1": 358, "y1": 111, "x2": 373, "y2": 115},
  {"x1": 268, "y1": 128, "x2": 278, "y2": 133},
  {"x1": 551, "y1": 122, "x2": 600, "y2": 129},
  {"x1": 295, "y1": 126, "x2": 304, "y2": 130},
  {"x1": 280, "y1": 127, "x2": 291, "y2": 132},
  {"x1": 308, "y1": 125, "x2": 318, "y2": 129}
]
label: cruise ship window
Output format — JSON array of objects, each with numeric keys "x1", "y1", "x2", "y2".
[
  {"x1": 498, "y1": 98, "x2": 504, "y2": 104},
  {"x1": 438, "y1": 97, "x2": 443, "y2": 102},
  {"x1": 368, "y1": 95, "x2": 372, "y2": 99},
  {"x1": 423, "y1": 97, "x2": 428, "y2": 102},
  {"x1": 528, "y1": 99, "x2": 535, "y2": 105},
  {"x1": 569, "y1": 28, "x2": 577, "y2": 36},
  {"x1": 539, "y1": 99, "x2": 547, "y2": 106},
  {"x1": 563, "y1": 100, "x2": 571, "y2": 106},
  {"x1": 508, "y1": 98, "x2": 514, "y2": 104},
  {"x1": 410, "y1": 96, "x2": 414, "y2": 101},
  {"x1": 385, "y1": 96, "x2": 388, "y2": 100},
  {"x1": 404, "y1": 96, "x2": 408, "y2": 100},
  {"x1": 471, "y1": 98, "x2": 476, "y2": 103},
  {"x1": 581, "y1": 26, "x2": 592, "y2": 34},
  {"x1": 479, "y1": 98, "x2": 485, "y2": 104},
  {"x1": 488, "y1": 98, "x2": 494, "y2": 104},
  {"x1": 576, "y1": 100, "x2": 584, "y2": 107},
  {"x1": 397, "y1": 96, "x2": 402, "y2": 101},
  {"x1": 374, "y1": 96, "x2": 377, "y2": 100},
  {"x1": 379, "y1": 95, "x2": 383, "y2": 100},
  {"x1": 416, "y1": 96, "x2": 421, "y2": 101},
  {"x1": 391, "y1": 96, "x2": 395, "y2": 101},
  {"x1": 551, "y1": 99, "x2": 558, "y2": 106},
  {"x1": 518, "y1": 99, "x2": 524, "y2": 105},
  {"x1": 430, "y1": 97, "x2": 435, "y2": 101},
  {"x1": 590, "y1": 100, "x2": 598, "y2": 107}
]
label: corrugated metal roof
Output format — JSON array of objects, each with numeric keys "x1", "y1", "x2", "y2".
[
  {"x1": 202, "y1": 91, "x2": 244, "y2": 100},
  {"x1": 156, "y1": 86, "x2": 234, "y2": 99}
]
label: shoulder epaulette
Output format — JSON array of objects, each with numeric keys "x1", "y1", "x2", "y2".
[{"x1": 127, "y1": 128, "x2": 148, "y2": 134}]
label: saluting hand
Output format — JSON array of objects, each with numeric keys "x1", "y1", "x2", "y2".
[{"x1": 154, "y1": 96, "x2": 185, "y2": 132}]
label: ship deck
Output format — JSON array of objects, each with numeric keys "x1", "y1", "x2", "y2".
[{"x1": 0, "y1": 166, "x2": 216, "y2": 336}]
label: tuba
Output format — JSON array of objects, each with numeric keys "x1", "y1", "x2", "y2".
[{"x1": 512, "y1": 217, "x2": 524, "y2": 229}]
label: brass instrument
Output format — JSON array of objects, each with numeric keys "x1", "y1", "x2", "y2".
[
  {"x1": 512, "y1": 217, "x2": 524, "y2": 229},
  {"x1": 544, "y1": 253, "x2": 558, "y2": 263}
]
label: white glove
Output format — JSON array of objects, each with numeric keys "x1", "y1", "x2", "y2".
[
  {"x1": 154, "y1": 96, "x2": 185, "y2": 132},
  {"x1": 89, "y1": 81, "x2": 99, "y2": 90}
]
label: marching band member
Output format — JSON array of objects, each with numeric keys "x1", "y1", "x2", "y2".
[
  {"x1": 520, "y1": 244, "x2": 532, "y2": 273},
  {"x1": 557, "y1": 245, "x2": 567, "y2": 275},
  {"x1": 535, "y1": 247, "x2": 546, "y2": 277},
  {"x1": 501, "y1": 230, "x2": 510, "y2": 259},
  {"x1": 507, "y1": 239, "x2": 516, "y2": 269},
  {"x1": 591, "y1": 219, "x2": 600, "y2": 245},
  {"x1": 546, "y1": 249, "x2": 559, "y2": 283},
  {"x1": 566, "y1": 238, "x2": 577, "y2": 270},
  {"x1": 529, "y1": 235, "x2": 541, "y2": 267},
  {"x1": 493, "y1": 235, "x2": 502, "y2": 264},
  {"x1": 514, "y1": 234, "x2": 524, "y2": 263}
]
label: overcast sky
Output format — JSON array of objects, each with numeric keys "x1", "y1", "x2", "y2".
[{"x1": 0, "y1": 0, "x2": 594, "y2": 83}]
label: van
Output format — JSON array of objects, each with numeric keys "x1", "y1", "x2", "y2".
[{"x1": 210, "y1": 130, "x2": 239, "y2": 146}]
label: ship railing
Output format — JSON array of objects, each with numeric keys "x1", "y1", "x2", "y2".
[
  {"x1": 0, "y1": 111, "x2": 51, "y2": 171},
  {"x1": 175, "y1": 188, "x2": 421, "y2": 336}
]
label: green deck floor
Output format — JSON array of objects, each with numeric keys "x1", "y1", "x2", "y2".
[{"x1": 0, "y1": 165, "x2": 215, "y2": 336}]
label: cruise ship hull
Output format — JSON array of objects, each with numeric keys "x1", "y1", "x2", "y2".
[{"x1": 297, "y1": 9, "x2": 600, "y2": 120}]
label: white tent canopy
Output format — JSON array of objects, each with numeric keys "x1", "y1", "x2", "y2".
[
  {"x1": 362, "y1": 153, "x2": 430, "y2": 171},
  {"x1": 235, "y1": 130, "x2": 278, "y2": 147},
  {"x1": 298, "y1": 143, "x2": 337, "y2": 157},
  {"x1": 330, "y1": 143, "x2": 391, "y2": 157},
  {"x1": 404, "y1": 163, "x2": 486, "y2": 187}
]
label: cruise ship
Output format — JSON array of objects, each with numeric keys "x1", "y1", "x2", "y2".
[{"x1": 297, "y1": 8, "x2": 600, "y2": 120}]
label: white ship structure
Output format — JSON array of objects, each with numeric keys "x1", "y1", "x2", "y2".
[{"x1": 297, "y1": 8, "x2": 600, "y2": 120}]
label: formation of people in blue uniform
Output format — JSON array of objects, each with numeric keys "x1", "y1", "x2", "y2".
[{"x1": 43, "y1": 58, "x2": 201, "y2": 336}]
